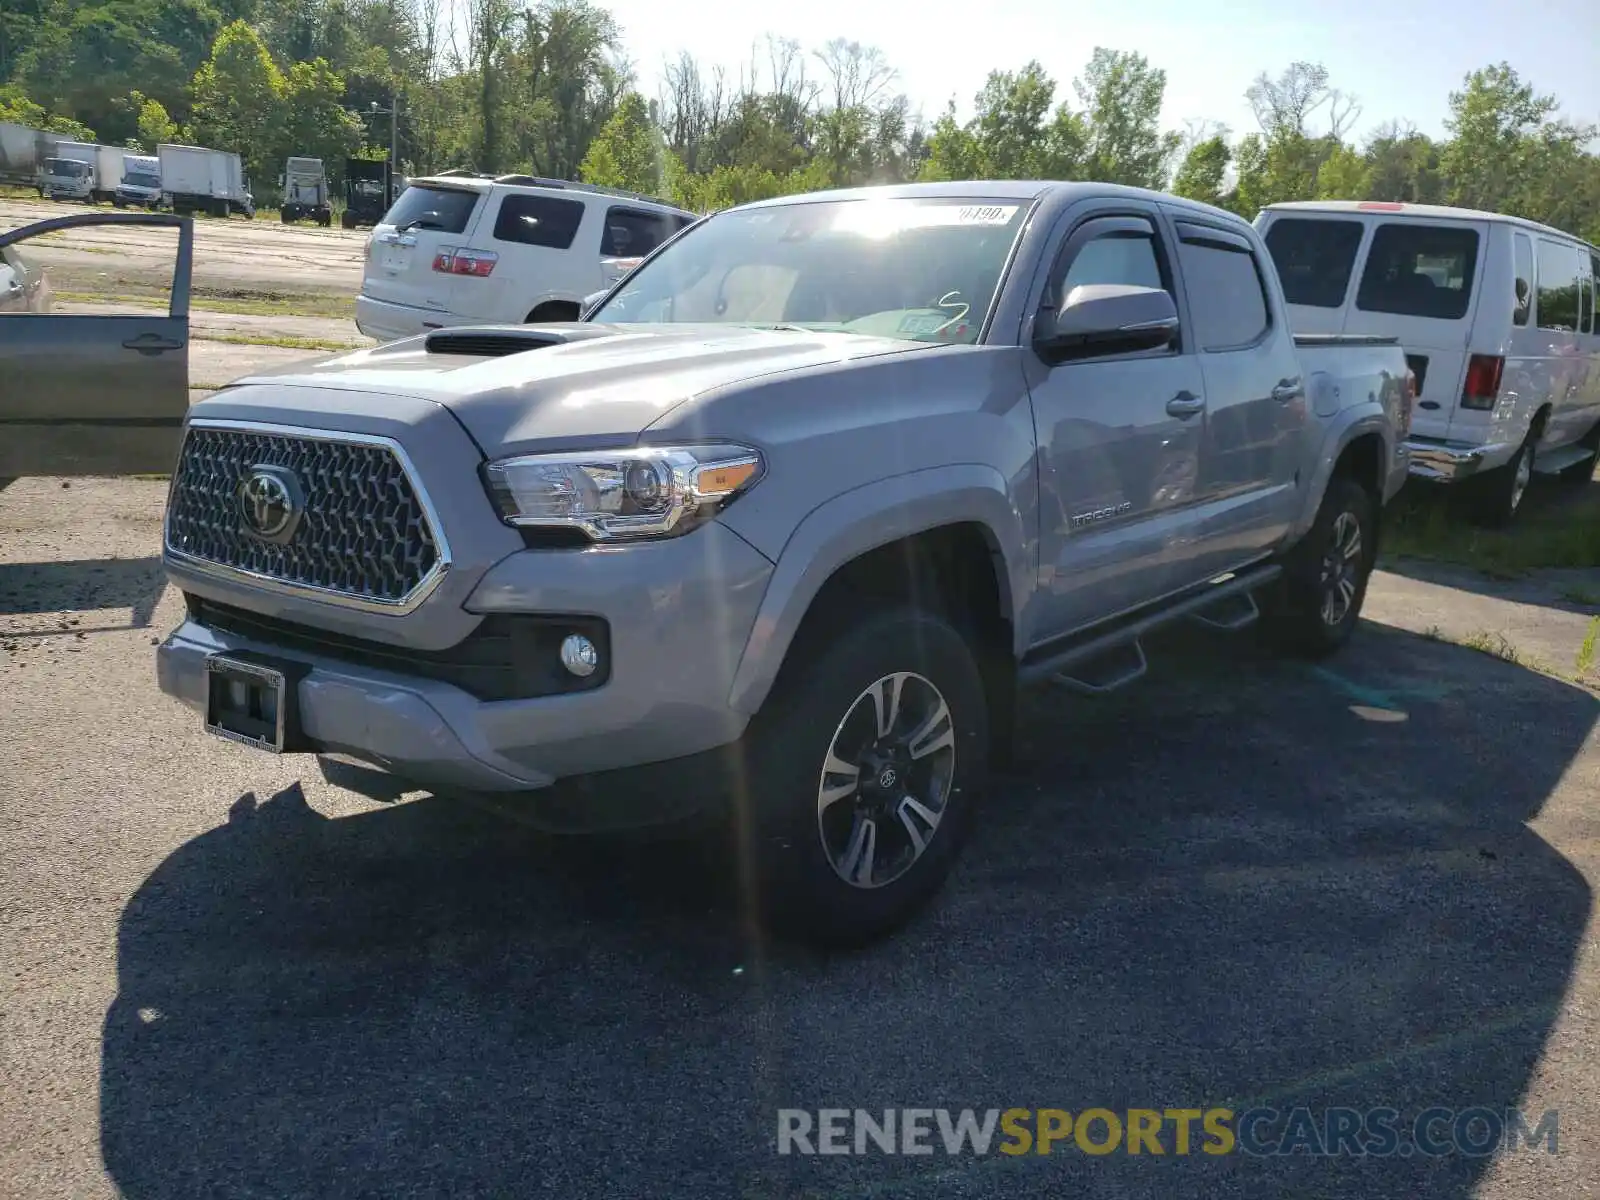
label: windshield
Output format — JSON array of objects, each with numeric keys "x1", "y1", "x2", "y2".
[
  {"x1": 589, "y1": 196, "x2": 1032, "y2": 344},
  {"x1": 44, "y1": 159, "x2": 89, "y2": 178},
  {"x1": 123, "y1": 173, "x2": 159, "y2": 188}
]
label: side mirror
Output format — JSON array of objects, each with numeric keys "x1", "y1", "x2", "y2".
[
  {"x1": 1034, "y1": 284, "x2": 1179, "y2": 364},
  {"x1": 580, "y1": 289, "x2": 608, "y2": 319}
]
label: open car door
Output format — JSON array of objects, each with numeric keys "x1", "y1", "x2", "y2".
[{"x1": 0, "y1": 211, "x2": 193, "y2": 479}]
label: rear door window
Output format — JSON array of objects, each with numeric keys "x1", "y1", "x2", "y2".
[
  {"x1": 1513, "y1": 232, "x2": 1535, "y2": 327},
  {"x1": 1535, "y1": 239, "x2": 1583, "y2": 331},
  {"x1": 493, "y1": 194, "x2": 586, "y2": 249},
  {"x1": 1175, "y1": 225, "x2": 1271, "y2": 351},
  {"x1": 1263, "y1": 218, "x2": 1364, "y2": 308},
  {"x1": 1356, "y1": 223, "x2": 1479, "y2": 320},
  {"x1": 600, "y1": 208, "x2": 681, "y2": 258},
  {"x1": 384, "y1": 185, "x2": 479, "y2": 234}
]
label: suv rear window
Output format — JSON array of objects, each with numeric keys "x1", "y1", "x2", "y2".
[
  {"x1": 494, "y1": 195, "x2": 586, "y2": 249},
  {"x1": 1263, "y1": 218, "x2": 1363, "y2": 308},
  {"x1": 1356, "y1": 223, "x2": 1479, "y2": 320},
  {"x1": 385, "y1": 185, "x2": 479, "y2": 234},
  {"x1": 600, "y1": 208, "x2": 681, "y2": 258}
]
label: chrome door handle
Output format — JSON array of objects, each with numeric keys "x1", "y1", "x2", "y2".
[
  {"x1": 122, "y1": 333, "x2": 184, "y2": 355},
  {"x1": 1271, "y1": 377, "x2": 1305, "y2": 403},
  {"x1": 1166, "y1": 391, "x2": 1205, "y2": 417}
]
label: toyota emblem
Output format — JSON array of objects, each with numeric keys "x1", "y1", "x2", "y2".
[{"x1": 236, "y1": 466, "x2": 303, "y2": 543}]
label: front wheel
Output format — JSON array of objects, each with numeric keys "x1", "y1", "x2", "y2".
[
  {"x1": 740, "y1": 608, "x2": 990, "y2": 946},
  {"x1": 1263, "y1": 475, "x2": 1376, "y2": 659}
]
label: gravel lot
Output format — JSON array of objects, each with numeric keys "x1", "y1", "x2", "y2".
[{"x1": 3, "y1": 476, "x2": 1599, "y2": 1198}]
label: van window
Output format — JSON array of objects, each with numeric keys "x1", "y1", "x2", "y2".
[
  {"x1": 1512, "y1": 232, "x2": 1534, "y2": 327},
  {"x1": 1262, "y1": 218, "x2": 1363, "y2": 308},
  {"x1": 1535, "y1": 239, "x2": 1583, "y2": 332},
  {"x1": 494, "y1": 194, "x2": 586, "y2": 249},
  {"x1": 1356, "y1": 223, "x2": 1478, "y2": 320},
  {"x1": 385, "y1": 185, "x2": 478, "y2": 235},
  {"x1": 600, "y1": 208, "x2": 680, "y2": 258}
]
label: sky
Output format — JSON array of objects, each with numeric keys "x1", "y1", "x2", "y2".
[{"x1": 588, "y1": 0, "x2": 1600, "y2": 144}]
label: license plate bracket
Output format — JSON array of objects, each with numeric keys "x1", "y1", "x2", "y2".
[{"x1": 205, "y1": 652, "x2": 311, "y2": 753}]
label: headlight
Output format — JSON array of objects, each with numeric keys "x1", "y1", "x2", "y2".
[{"x1": 482, "y1": 444, "x2": 764, "y2": 542}]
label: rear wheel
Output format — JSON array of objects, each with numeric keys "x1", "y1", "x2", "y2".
[
  {"x1": 1263, "y1": 475, "x2": 1376, "y2": 659},
  {"x1": 739, "y1": 608, "x2": 989, "y2": 946},
  {"x1": 1470, "y1": 428, "x2": 1537, "y2": 526},
  {"x1": 340, "y1": 211, "x2": 356, "y2": 229}
]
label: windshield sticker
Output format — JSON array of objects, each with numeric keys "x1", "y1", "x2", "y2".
[{"x1": 829, "y1": 200, "x2": 1021, "y2": 236}]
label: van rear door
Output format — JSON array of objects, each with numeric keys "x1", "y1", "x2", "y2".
[
  {"x1": 1339, "y1": 216, "x2": 1490, "y2": 442},
  {"x1": 362, "y1": 183, "x2": 486, "y2": 317}
]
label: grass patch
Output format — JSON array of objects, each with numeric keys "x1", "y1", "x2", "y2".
[
  {"x1": 1458, "y1": 629, "x2": 1523, "y2": 665},
  {"x1": 54, "y1": 286, "x2": 356, "y2": 320},
  {"x1": 1380, "y1": 482, "x2": 1600, "y2": 576},
  {"x1": 197, "y1": 332, "x2": 360, "y2": 352},
  {"x1": 1578, "y1": 617, "x2": 1599, "y2": 677},
  {"x1": 1560, "y1": 585, "x2": 1600, "y2": 607}
]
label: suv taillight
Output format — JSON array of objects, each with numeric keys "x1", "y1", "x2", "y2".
[
  {"x1": 432, "y1": 247, "x2": 498, "y2": 278},
  {"x1": 1401, "y1": 368, "x2": 1418, "y2": 434},
  {"x1": 1460, "y1": 354, "x2": 1504, "y2": 411}
]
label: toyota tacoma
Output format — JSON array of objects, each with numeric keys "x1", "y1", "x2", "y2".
[{"x1": 150, "y1": 182, "x2": 1414, "y2": 943}]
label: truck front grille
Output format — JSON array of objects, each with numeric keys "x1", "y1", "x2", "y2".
[{"x1": 164, "y1": 423, "x2": 446, "y2": 610}]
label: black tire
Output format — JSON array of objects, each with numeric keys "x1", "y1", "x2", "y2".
[
  {"x1": 340, "y1": 211, "x2": 355, "y2": 230},
  {"x1": 1262, "y1": 475, "x2": 1376, "y2": 659},
  {"x1": 1470, "y1": 430, "x2": 1537, "y2": 526},
  {"x1": 280, "y1": 209, "x2": 293, "y2": 224},
  {"x1": 738, "y1": 607, "x2": 989, "y2": 947}
]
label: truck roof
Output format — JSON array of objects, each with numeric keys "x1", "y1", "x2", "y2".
[{"x1": 733, "y1": 179, "x2": 1252, "y2": 227}]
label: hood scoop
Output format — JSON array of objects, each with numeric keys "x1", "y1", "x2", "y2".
[{"x1": 423, "y1": 324, "x2": 618, "y2": 358}]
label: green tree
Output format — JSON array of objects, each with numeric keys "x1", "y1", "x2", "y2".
[
  {"x1": 1171, "y1": 135, "x2": 1230, "y2": 206},
  {"x1": 189, "y1": 20, "x2": 286, "y2": 185},
  {"x1": 1439, "y1": 62, "x2": 1556, "y2": 213},
  {"x1": 1362, "y1": 124, "x2": 1442, "y2": 204},
  {"x1": 0, "y1": 82, "x2": 96, "y2": 138},
  {"x1": 1315, "y1": 142, "x2": 1370, "y2": 199},
  {"x1": 580, "y1": 92, "x2": 662, "y2": 194},
  {"x1": 278, "y1": 58, "x2": 365, "y2": 181},
  {"x1": 1074, "y1": 47, "x2": 1181, "y2": 187}
]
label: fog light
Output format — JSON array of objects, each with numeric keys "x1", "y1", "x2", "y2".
[{"x1": 559, "y1": 633, "x2": 599, "y2": 678}]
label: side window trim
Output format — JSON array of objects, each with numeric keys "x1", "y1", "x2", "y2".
[
  {"x1": 1039, "y1": 209, "x2": 1181, "y2": 362},
  {"x1": 1512, "y1": 231, "x2": 1535, "y2": 328},
  {"x1": 1173, "y1": 218, "x2": 1275, "y2": 353}
]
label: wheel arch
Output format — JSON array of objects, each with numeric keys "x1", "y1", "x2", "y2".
[{"x1": 726, "y1": 465, "x2": 1029, "y2": 718}]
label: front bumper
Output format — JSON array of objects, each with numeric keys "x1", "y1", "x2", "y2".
[
  {"x1": 1402, "y1": 436, "x2": 1518, "y2": 483},
  {"x1": 157, "y1": 521, "x2": 775, "y2": 794}
]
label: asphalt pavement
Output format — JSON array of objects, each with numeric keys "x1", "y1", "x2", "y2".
[{"x1": 3, "y1": 477, "x2": 1599, "y2": 1198}]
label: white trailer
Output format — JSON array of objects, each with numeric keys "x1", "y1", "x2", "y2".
[
  {"x1": 0, "y1": 123, "x2": 66, "y2": 188},
  {"x1": 156, "y1": 143, "x2": 255, "y2": 219}
]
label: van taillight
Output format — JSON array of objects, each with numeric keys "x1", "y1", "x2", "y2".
[
  {"x1": 432, "y1": 247, "x2": 498, "y2": 278},
  {"x1": 1460, "y1": 354, "x2": 1504, "y2": 411},
  {"x1": 1401, "y1": 368, "x2": 1418, "y2": 434}
]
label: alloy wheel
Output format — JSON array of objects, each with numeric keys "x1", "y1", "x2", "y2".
[
  {"x1": 816, "y1": 671, "x2": 958, "y2": 890},
  {"x1": 1318, "y1": 509, "x2": 1364, "y2": 627}
]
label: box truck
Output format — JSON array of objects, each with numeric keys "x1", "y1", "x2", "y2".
[
  {"x1": 114, "y1": 154, "x2": 162, "y2": 208},
  {"x1": 0, "y1": 123, "x2": 66, "y2": 189},
  {"x1": 156, "y1": 143, "x2": 255, "y2": 218},
  {"x1": 39, "y1": 141, "x2": 124, "y2": 202}
]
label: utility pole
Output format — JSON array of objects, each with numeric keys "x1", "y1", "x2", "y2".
[{"x1": 369, "y1": 96, "x2": 400, "y2": 202}]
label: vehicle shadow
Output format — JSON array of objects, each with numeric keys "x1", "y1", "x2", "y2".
[
  {"x1": 0, "y1": 556, "x2": 166, "y2": 629},
  {"x1": 100, "y1": 623, "x2": 1596, "y2": 1198}
]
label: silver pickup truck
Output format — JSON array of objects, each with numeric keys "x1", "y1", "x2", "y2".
[{"x1": 137, "y1": 182, "x2": 1414, "y2": 943}]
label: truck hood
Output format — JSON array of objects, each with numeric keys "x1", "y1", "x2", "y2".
[{"x1": 214, "y1": 323, "x2": 934, "y2": 451}]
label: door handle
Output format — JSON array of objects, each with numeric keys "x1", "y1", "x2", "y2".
[
  {"x1": 1271, "y1": 377, "x2": 1305, "y2": 403},
  {"x1": 1166, "y1": 390, "x2": 1205, "y2": 417},
  {"x1": 122, "y1": 333, "x2": 185, "y2": 355}
]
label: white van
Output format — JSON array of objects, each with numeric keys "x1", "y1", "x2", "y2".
[
  {"x1": 1255, "y1": 201, "x2": 1600, "y2": 524},
  {"x1": 355, "y1": 173, "x2": 698, "y2": 342}
]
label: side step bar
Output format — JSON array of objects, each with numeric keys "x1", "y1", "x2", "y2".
[
  {"x1": 1018, "y1": 564, "x2": 1282, "y2": 694},
  {"x1": 1532, "y1": 443, "x2": 1598, "y2": 476}
]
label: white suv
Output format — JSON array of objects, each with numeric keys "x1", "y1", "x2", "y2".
[{"x1": 354, "y1": 173, "x2": 698, "y2": 342}]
